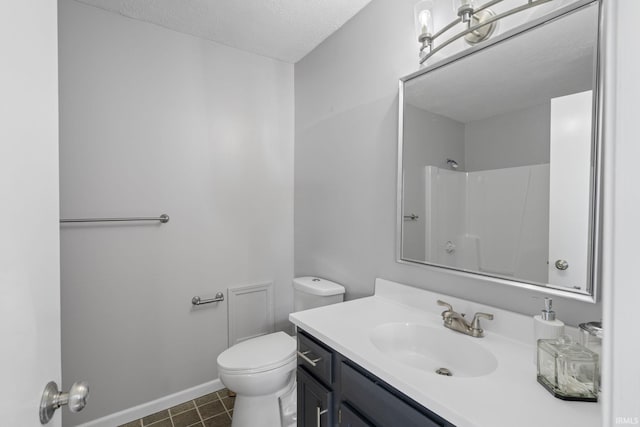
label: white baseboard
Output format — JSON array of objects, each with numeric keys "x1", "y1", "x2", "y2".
[{"x1": 76, "y1": 378, "x2": 224, "y2": 427}]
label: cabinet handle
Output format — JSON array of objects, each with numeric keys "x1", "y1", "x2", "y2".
[
  {"x1": 297, "y1": 350, "x2": 322, "y2": 367},
  {"x1": 316, "y1": 406, "x2": 328, "y2": 427}
]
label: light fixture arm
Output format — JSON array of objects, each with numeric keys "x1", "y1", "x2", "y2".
[{"x1": 419, "y1": 0, "x2": 554, "y2": 65}]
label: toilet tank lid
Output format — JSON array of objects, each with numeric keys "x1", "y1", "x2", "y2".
[{"x1": 293, "y1": 276, "x2": 345, "y2": 296}]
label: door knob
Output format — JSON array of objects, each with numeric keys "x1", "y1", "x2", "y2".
[
  {"x1": 555, "y1": 259, "x2": 569, "y2": 270},
  {"x1": 40, "y1": 381, "x2": 90, "y2": 424}
]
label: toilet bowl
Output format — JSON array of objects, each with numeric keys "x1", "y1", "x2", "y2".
[
  {"x1": 217, "y1": 277, "x2": 345, "y2": 427},
  {"x1": 217, "y1": 332, "x2": 297, "y2": 427}
]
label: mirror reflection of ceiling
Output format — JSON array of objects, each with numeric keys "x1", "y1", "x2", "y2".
[
  {"x1": 405, "y1": 5, "x2": 596, "y2": 123},
  {"x1": 72, "y1": 0, "x2": 371, "y2": 63}
]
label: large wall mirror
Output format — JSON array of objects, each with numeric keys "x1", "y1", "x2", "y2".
[{"x1": 397, "y1": 1, "x2": 601, "y2": 302}]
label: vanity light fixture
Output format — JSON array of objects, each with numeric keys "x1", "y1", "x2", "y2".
[{"x1": 415, "y1": 0, "x2": 554, "y2": 64}]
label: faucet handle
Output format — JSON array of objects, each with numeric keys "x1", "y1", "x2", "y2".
[
  {"x1": 470, "y1": 312, "x2": 494, "y2": 337},
  {"x1": 437, "y1": 300, "x2": 453, "y2": 312}
]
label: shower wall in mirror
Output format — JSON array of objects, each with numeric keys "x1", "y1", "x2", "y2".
[{"x1": 397, "y1": 1, "x2": 601, "y2": 302}]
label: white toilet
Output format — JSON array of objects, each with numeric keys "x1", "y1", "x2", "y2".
[{"x1": 217, "y1": 277, "x2": 345, "y2": 427}]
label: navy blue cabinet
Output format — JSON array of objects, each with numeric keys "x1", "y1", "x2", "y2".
[{"x1": 296, "y1": 329, "x2": 455, "y2": 427}]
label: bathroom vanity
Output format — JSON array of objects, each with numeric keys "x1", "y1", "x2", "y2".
[
  {"x1": 297, "y1": 328, "x2": 453, "y2": 426},
  {"x1": 289, "y1": 279, "x2": 601, "y2": 427}
]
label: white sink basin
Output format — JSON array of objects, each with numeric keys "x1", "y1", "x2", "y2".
[{"x1": 370, "y1": 322, "x2": 498, "y2": 378}]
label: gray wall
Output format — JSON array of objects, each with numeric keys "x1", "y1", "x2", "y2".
[
  {"x1": 294, "y1": 0, "x2": 601, "y2": 324},
  {"x1": 402, "y1": 105, "x2": 464, "y2": 260},
  {"x1": 58, "y1": 1, "x2": 293, "y2": 424},
  {"x1": 465, "y1": 103, "x2": 551, "y2": 171}
]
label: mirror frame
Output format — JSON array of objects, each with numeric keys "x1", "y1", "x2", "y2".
[{"x1": 396, "y1": 0, "x2": 603, "y2": 303}]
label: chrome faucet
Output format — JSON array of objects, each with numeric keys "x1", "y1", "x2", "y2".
[{"x1": 437, "y1": 300, "x2": 494, "y2": 338}]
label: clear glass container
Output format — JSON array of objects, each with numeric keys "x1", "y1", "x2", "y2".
[
  {"x1": 579, "y1": 321, "x2": 602, "y2": 390},
  {"x1": 579, "y1": 321, "x2": 602, "y2": 357},
  {"x1": 537, "y1": 336, "x2": 599, "y2": 402}
]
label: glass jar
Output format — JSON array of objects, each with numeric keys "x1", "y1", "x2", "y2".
[
  {"x1": 537, "y1": 336, "x2": 599, "y2": 402},
  {"x1": 579, "y1": 321, "x2": 602, "y2": 390}
]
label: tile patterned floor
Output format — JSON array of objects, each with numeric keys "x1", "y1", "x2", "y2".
[{"x1": 118, "y1": 389, "x2": 234, "y2": 427}]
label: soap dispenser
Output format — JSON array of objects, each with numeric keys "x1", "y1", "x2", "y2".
[{"x1": 533, "y1": 297, "x2": 565, "y2": 364}]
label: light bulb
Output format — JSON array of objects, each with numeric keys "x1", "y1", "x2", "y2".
[
  {"x1": 418, "y1": 9, "x2": 433, "y2": 36},
  {"x1": 414, "y1": 0, "x2": 435, "y2": 41}
]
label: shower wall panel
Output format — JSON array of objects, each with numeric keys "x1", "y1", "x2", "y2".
[{"x1": 424, "y1": 165, "x2": 549, "y2": 284}]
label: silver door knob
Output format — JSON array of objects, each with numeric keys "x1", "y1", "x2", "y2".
[
  {"x1": 40, "y1": 381, "x2": 90, "y2": 424},
  {"x1": 555, "y1": 259, "x2": 569, "y2": 270}
]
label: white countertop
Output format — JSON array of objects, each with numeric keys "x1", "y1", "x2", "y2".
[{"x1": 289, "y1": 278, "x2": 601, "y2": 427}]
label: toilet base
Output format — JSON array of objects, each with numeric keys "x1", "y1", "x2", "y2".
[
  {"x1": 230, "y1": 379, "x2": 295, "y2": 427},
  {"x1": 231, "y1": 394, "x2": 280, "y2": 427}
]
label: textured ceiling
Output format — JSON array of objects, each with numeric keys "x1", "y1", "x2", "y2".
[{"x1": 73, "y1": 0, "x2": 371, "y2": 63}]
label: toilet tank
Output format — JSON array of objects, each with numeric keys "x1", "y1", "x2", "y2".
[{"x1": 293, "y1": 276, "x2": 345, "y2": 312}]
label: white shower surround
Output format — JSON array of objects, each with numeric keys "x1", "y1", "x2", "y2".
[{"x1": 423, "y1": 164, "x2": 550, "y2": 284}]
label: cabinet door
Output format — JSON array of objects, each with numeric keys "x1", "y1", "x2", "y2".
[
  {"x1": 297, "y1": 367, "x2": 333, "y2": 427},
  {"x1": 340, "y1": 403, "x2": 373, "y2": 427}
]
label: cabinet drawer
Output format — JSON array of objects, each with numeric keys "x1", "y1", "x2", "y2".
[
  {"x1": 297, "y1": 330, "x2": 334, "y2": 385},
  {"x1": 340, "y1": 362, "x2": 452, "y2": 427}
]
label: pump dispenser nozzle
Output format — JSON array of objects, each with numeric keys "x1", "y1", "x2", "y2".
[{"x1": 541, "y1": 297, "x2": 556, "y2": 321}]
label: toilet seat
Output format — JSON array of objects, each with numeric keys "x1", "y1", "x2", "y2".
[{"x1": 217, "y1": 332, "x2": 296, "y2": 375}]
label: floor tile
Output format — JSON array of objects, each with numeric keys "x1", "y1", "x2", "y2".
[
  {"x1": 195, "y1": 392, "x2": 218, "y2": 406},
  {"x1": 202, "y1": 413, "x2": 232, "y2": 427},
  {"x1": 123, "y1": 388, "x2": 235, "y2": 427},
  {"x1": 172, "y1": 408, "x2": 201, "y2": 427},
  {"x1": 221, "y1": 396, "x2": 235, "y2": 410},
  {"x1": 198, "y1": 400, "x2": 226, "y2": 419},
  {"x1": 146, "y1": 419, "x2": 172, "y2": 427},
  {"x1": 216, "y1": 389, "x2": 232, "y2": 398},
  {"x1": 169, "y1": 400, "x2": 195, "y2": 416},
  {"x1": 142, "y1": 410, "x2": 170, "y2": 425}
]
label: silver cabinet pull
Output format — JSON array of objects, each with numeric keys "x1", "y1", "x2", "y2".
[
  {"x1": 40, "y1": 381, "x2": 89, "y2": 424},
  {"x1": 555, "y1": 259, "x2": 569, "y2": 270},
  {"x1": 297, "y1": 350, "x2": 322, "y2": 367},
  {"x1": 316, "y1": 406, "x2": 328, "y2": 427}
]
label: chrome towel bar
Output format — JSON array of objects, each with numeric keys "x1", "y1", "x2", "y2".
[
  {"x1": 192, "y1": 292, "x2": 225, "y2": 306},
  {"x1": 60, "y1": 214, "x2": 170, "y2": 224}
]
